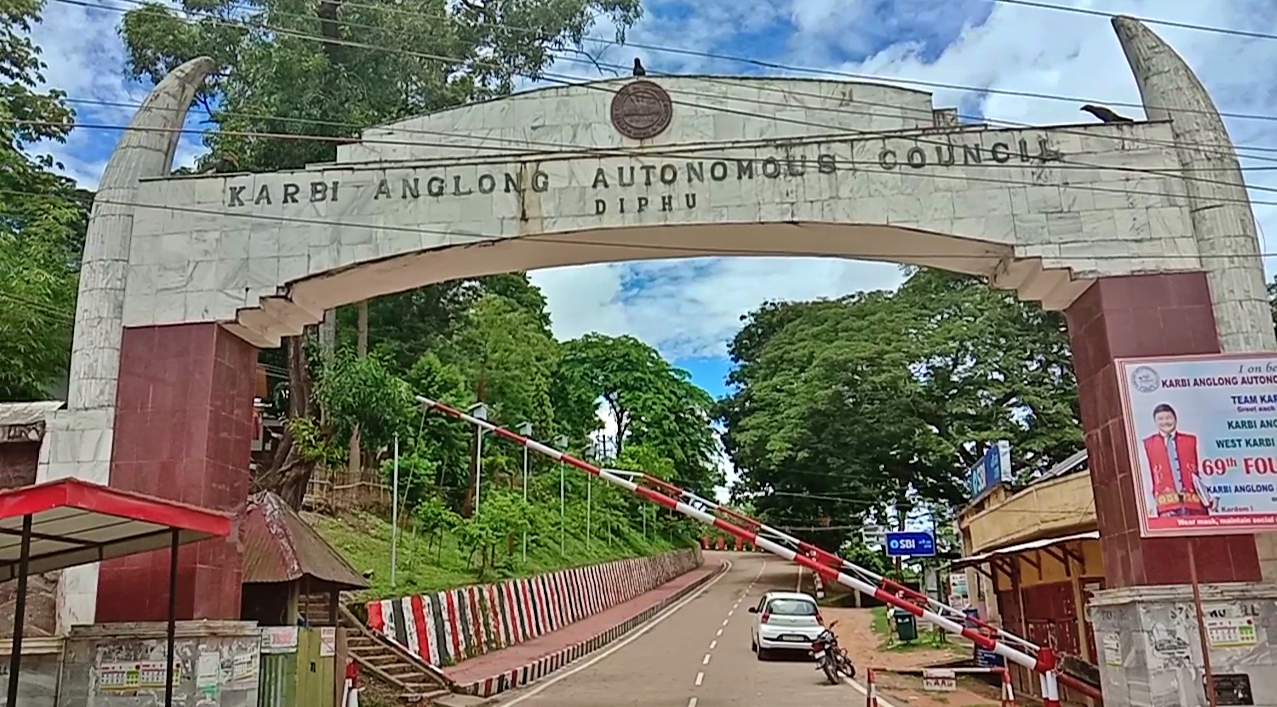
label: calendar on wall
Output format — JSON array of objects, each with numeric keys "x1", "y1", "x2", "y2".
[
  {"x1": 97, "y1": 661, "x2": 180, "y2": 691},
  {"x1": 1205, "y1": 617, "x2": 1258, "y2": 649}
]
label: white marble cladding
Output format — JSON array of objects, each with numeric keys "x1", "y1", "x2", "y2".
[
  {"x1": 340, "y1": 78, "x2": 940, "y2": 164},
  {"x1": 1089, "y1": 583, "x2": 1277, "y2": 707},
  {"x1": 125, "y1": 120, "x2": 1198, "y2": 345}
]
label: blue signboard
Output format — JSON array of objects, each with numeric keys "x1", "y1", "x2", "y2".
[
  {"x1": 885, "y1": 531, "x2": 936, "y2": 557},
  {"x1": 968, "y1": 440, "x2": 1012, "y2": 500}
]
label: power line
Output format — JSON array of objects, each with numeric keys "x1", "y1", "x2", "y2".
[
  {"x1": 288, "y1": 0, "x2": 1277, "y2": 127},
  {"x1": 988, "y1": 0, "x2": 1277, "y2": 43},
  {"x1": 30, "y1": 114, "x2": 1277, "y2": 201},
  {"x1": 52, "y1": 0, "x2": 1277, "y2": 178}
]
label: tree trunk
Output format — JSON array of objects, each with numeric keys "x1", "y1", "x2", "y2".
[
  {"x1": 254, "y1": 333, "x2": 317, "y2": 509},
  {"x1": 348, "y1": 301, "x2": 368, "y2": 477}
]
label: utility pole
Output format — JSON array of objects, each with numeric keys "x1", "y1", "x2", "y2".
[
  {"x1": 518, "y1": 421, "x2": 532, "y2": 563},
  {"x1": 555, "y1": 435, "x2": 568, "y2": 558}
]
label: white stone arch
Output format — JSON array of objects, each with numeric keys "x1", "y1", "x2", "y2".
[{"x1": 41, "y1": 15, "x2": 1277, "y2": 630}]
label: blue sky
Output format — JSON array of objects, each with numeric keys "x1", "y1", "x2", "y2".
[{"x1": 27, "y1": 0, "x2": 1277, "y2": 404}]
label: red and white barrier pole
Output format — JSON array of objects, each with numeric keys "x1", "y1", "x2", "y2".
[
  {"x1": 866, "y1": 668, "x2": 878, "y2": 707},
  {"x1": 1036, "y1": 647, "x2": 1060, "y2": 707},
  {"x1": 1000, "y1": 668, "x2": 1015, "y2": 707},
  {"x1": 418, "y1": 398, "x2": 1048, "y2": 678}
]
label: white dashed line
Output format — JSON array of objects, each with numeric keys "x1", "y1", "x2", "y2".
[
  {"x1": 722, "y1": 619, "x2": 729, "y2": 626},
  {"x1": 709, "y1": 640, "x2": 717, "y2": 650},
  {"x1": 727, "y1": 610, "x2": 734, "y2": 617},
  {"x1": 695, "y1": 672, "x2": 704, "y2": 686},
  {"x1": 688, "y1": 698, "x2": 698, "y2": 707},
  {"x1": 702, "y1": 654, "x2": 712, "y2": 665},
  {"x1": 715, "y1": 629, "x2": 723, "y2": 637}
]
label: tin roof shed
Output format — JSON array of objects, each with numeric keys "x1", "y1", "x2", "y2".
[{"x1": 241, "y1": 491, "x2": 368, "y2": 592}]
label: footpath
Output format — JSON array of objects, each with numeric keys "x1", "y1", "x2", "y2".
[{"x1": 441, "y1": 557, "x2": 725, "y2": 700}]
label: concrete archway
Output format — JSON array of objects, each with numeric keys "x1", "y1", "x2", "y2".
[{"x1": 40, "y1": 16, "x2": 1277, "y2": 691}]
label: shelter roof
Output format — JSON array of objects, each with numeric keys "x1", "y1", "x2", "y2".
[
  {"x1": 949, "y1": 531, "x2": 1099, "y2": 571},
  {"x1": 241, "y1": 491, "x2": 368, "y2": 591},
  {"x1": 0, "y1": 478, "x2": 232, "y2": 581}
]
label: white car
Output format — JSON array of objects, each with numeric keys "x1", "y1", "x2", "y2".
[{"x1": 748, "y1": 591, "x2": 825, "y2": 660}]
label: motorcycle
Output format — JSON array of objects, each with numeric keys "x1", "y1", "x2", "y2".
[{"x1": 809, "y1": 620, "x2": 855, "y2": 685}]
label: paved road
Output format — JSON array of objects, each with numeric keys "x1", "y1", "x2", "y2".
[{"x1": 492, "y1": 553, "x2": 859, "y2": 707}]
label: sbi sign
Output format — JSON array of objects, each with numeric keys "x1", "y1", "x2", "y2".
[{"x1": 969, "y1": 441, "x2": 1012, "y2": 499}]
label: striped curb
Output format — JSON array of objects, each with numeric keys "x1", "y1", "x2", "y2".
[
  {"x1": 366, "y1": 548, "x2": 704, "y2": 669},
  {"x1": 455, "y1": 558, "x2": 728, "y2": 699}
]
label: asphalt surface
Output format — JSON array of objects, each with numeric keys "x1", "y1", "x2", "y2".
[{"x1": 491, "y1": 553, "x2": 860, "y2": 707}]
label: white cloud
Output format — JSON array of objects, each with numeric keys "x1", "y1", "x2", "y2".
[{"x1": 29, "y1": 0, "x2": 1277, "y2": 369}]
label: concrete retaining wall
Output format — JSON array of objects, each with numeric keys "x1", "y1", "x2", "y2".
[{"x1": 366, "y1": 548, "x2": 703, "y2": 667}]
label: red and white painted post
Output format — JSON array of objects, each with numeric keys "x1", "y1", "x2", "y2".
[
  {"x1": 1036, "y1": 647, "x2": 1060, "y2": 707},
  {"x1": 1000, "y1": 668, "x2": 1015, "y2": 707},
  {"x1": 865, "y1": 668, "x2": 878, "y2": 707}
]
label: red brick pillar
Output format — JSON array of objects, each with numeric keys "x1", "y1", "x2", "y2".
[
  {"x1": 1065, "y1": 273, "x2": 1261, "y2": 586},
  {"x1": 97, "y1": 323, "x2": 257, "y2": 621}
]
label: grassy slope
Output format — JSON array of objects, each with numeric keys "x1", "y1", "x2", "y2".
[{"x1": 310, "y1": 510, "x2": 688, "y2": 601}]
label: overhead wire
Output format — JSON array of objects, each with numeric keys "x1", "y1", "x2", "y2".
[
  {"x1": 270, "y1": 0, "x2": 1277, "y2": 127},
  {"x1": 43, "y1": 0, "x2": 1277, "y2": 204},
  {"x1": 44, "y1": 0, "x2": 1277, "y2": 169}
]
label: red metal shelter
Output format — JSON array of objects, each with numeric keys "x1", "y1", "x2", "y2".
[{"x1": 0, "y1": 478, "x2": 232, "y2": 707}]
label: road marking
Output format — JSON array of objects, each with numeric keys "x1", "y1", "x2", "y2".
[
  {"x1": 496, "y1": 560, "x2": 733, "y2": 706},
  {"x1": 796, "y1": 564, "x2": 804, "y2": 592},
  {"x1": 727, "y1": 610, "x2": 734, "y2": 617},
  {"x1": 722, "y1": 619, "x2": 729, "y2": 626},
  {"x1": 695, "y1": 672, "x2": 704, "y2": 686},
  {"x1": 844, "y1": 677, "x2": 900, "y2": 707},
  {"x1": 702, "y1": 653, "x2": 712, "y2": 665},
  {"x1": 688, "y1": 698, "x2": 698, "y2": 707},
  {"x1": 709, "y1": 640, "x2": 717, "y2": 650},
  {"x1": 715, "y1": 629, "x2": 723, "y2": 637}
]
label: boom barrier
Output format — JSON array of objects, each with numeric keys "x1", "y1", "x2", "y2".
[{"x1": 416, "y1": 396, "x2": 1095, "y2": 705}]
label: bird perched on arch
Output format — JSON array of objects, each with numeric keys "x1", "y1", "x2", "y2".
[
  {"x1": 1080, "y1": 104, "x2": 1134, "y2": 123},
  {"x1": 632, "y1": 58, "x2": 647, "y2": 76}
]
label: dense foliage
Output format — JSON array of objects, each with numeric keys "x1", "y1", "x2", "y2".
[
  {"x1": 720, "y1": 267, "x2": 1083, "y2": 553},
  {"x1": 0, "y1": 0, "x2": 90, "y2": 401}
]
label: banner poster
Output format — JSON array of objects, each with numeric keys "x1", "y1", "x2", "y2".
[{"x1": 1117, "y1": 353, "x2": 1277, "y2": 536}]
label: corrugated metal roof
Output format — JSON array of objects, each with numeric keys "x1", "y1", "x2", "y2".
[
  {"x1": 0, "y1": 401, "x2": 63, "y2": 429},
  {"x1": 241, "y1": 491, "x2": 369, "y2": 590}
]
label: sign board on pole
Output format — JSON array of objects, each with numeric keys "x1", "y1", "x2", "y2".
[
  {"x1": 922, "y1": 669, "x2": 957, "y2": 691},
  {"x1": 861, "y1": 524, "x2": 886, "y2": 545},
  {"x1": 885, "y1": 531, "x2": 935, "y2": 557},
  {"x1": 969, "y1": 440, "x2": 1012, "y2": 500},
  {"x1": 1116, "y1": 353, "x2": 1277, "y2": 536}
]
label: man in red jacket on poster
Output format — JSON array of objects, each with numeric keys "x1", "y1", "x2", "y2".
[{"x1": 1142, "y1": 403, "x2": 1214, "y2": 517}]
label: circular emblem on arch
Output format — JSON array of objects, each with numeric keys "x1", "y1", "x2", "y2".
[
  {"x1": 610, "y1": 80, "x2": 673, "y2": 140},
  {"x1": 1131, "y1": 366, "x2": 1161, "y2": 394}
]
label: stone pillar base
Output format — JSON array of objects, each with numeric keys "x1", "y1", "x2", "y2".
[{"x1": 1089, "y1": 582, "x2": 1277, "y2": 707}]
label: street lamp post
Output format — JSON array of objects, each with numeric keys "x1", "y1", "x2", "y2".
[
  {"x1": 391, "y1": 433, "x2": 399, "y2": 588},
  {"x1": 518, "y1": 421, "x2": 533, "y2": 563},
  {"x1": 554, "y1": 435, "x2": 568, "y2": 558},
  {"x1": 469, "y1": 402, "x2": 488, "y2": 516}
]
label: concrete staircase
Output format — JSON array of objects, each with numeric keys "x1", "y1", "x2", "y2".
[{"x1": 340, "y1": 605, "x2": 453, "y2": 704}]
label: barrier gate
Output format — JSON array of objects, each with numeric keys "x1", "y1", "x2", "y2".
[{"x1": 417, "y1": 396, "x2": 1101, "y2": 706}]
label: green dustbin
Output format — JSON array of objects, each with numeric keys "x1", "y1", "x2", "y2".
[{"x1": 892, "y1": 610, "x2": 918, "y2": 642}]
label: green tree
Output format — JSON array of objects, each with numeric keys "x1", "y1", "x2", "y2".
[
  {"x1": 0, "y1": 0, "x2": 90, "y2": 401},
  {"x1": 446, "y1": 293, "x2": 558, "y2": 514},
  {"x1": 555, "y1": 334, "x2": 720, "y2": 494},
  {"x1": 721, "y1": 268, "x2": 1081, "y2": 550},
  {"x1": 119, "y1": 0, "x2": 642, "y2": 173}
]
